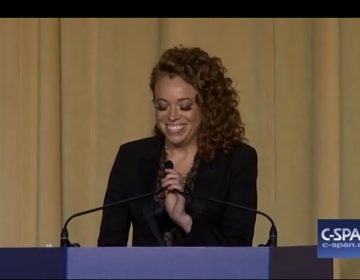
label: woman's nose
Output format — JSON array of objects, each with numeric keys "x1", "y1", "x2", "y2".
[{"x1": 168, "y1": 105, "x2": 180, "y2": 121}]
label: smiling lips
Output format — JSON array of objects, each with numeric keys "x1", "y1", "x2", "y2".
[{"x1": 166, "y1": 124, "x2": 185, "y2": 133}]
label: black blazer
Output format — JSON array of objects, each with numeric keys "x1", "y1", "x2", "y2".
[{"x1": 98, "y1": 136, "x2": 257, "y2": 246}]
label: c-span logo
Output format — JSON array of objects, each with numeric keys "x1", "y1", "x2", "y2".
[{"x1": 318, "y1": 219, "x2": 360, "y2": 258}]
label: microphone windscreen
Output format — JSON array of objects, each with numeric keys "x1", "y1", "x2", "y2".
[{"x1": 164, "y1": 160, "x2": 174, "y2": 169}]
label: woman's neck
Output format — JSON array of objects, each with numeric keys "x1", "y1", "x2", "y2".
[{"x1": 164, "y1": 143, "x2": 198, "y2": 177}]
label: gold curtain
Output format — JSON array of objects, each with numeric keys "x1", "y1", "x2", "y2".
[{"x1": 0, "y1": 18, "x2": 359, "y2": 278}]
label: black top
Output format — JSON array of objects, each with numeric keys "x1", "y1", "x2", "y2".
[{"x1": 98, "y1": 136, "x2": 258, "y2": 246}]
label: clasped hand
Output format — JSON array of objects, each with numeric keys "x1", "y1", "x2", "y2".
[{"x1": 161, "y1": 168, "x2": 192, "y2": 233}]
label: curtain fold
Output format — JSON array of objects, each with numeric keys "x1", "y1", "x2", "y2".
[
  {"x1": 37, "y1": 18, "x2": 62, "y2": 246},
  {"x1": 313, "y1": 18, "x2": 341, "y2": 219}
]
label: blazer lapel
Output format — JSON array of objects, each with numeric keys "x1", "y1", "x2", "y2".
[
  {"x1": 142, "y1": 202, "x2": 166, "y2": 246},
  {"x1": 188, "y1": 160, "x2": 216, "y2": 221},
  {"x1": 138, "y1": 139, "x2": 166, "y2": 245}
]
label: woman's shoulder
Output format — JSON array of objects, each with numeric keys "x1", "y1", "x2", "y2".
[
  {"x1": 233, "y1": 142, "x2": 257, "y2": 156},
  {"x1": 121, "y1": 136, "x2": 161, "y2": 147},
  {"x1": 228, "y1": 142, "x2": 258, "y2": 164},
  {"x1": 118, "y1": 136, "x2": 163, "y2": 154},
  {"x1": 213, "y1": 142, "x2": 257, "y2": 165}
]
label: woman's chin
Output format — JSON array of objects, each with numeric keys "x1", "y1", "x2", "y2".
[{"x1": 165, "y1": 135, "x2": 186, "y2": 146}]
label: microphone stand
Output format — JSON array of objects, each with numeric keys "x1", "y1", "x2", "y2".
[
  {"x1": 61, "y1": 186, "x2": 277, "y2": 247},
  {"x1": 60, "y1": 189, "x2": 164, "y2": 247}
]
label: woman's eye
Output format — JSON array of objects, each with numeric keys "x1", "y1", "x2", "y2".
[
  {"x1": 179, "y1": 105, "x2": 192, "y2": 111},
  {"x1": 179, "y1": 101, "x2": 193, "y2": 111},
  {"x1": 155, "y1": 105, "x2": 167, "y2": 111},
  {"x1": 154, "y1": 102, "x2": 168, "y2": 111}
]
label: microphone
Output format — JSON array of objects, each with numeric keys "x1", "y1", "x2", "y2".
[
  {"x1": 164, "y1": 160, "x2": 174, "y2": 170},
  {"x1": 165, "y1": 159, "x2": 278, "y2": 247},
  {"x1": 60, "y1": 187, "x2": 167, "y2": 247}
]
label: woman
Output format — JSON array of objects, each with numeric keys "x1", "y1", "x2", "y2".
[{"x1": 98, "y1": 46, "x2": 258, "y2": 246}]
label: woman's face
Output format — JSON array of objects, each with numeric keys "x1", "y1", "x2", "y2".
[{"x1": 153, "y1": 75, "x2": 201, "y2": 148}]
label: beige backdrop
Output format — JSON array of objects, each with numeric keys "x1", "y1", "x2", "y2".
[{"x1": 1, "y1": 18, "x2": 359, "y2": 278}]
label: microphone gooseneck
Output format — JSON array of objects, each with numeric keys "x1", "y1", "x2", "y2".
[
  {"x1": 60, "y1": 187, "x2": 166, "y2": 247},
  {"x1": 201, "y1": 196, "x2": 277, "y2": 247}
]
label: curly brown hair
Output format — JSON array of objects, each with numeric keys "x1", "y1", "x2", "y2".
[{"x1": 150, "y1": 46, "x2": 246, "y2": 161}]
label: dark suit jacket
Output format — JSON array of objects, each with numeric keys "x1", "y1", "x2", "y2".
[{"x1": 98, "y1": 136, "x2": 257, "y2": 246}]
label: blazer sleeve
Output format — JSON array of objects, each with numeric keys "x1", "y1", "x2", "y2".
[
  {"x1": 179, "y1": 145, "x2": 258, "y2": 246},
  {"x1": 97, "y1": 145, "x2": 131, "y2": 246}
]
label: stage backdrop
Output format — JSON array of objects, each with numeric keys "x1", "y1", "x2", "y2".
[{"x1": 0, "y1": 18, "x2": 359, "y2": 278}]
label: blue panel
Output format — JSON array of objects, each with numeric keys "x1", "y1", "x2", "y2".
[
  {"x1": 0, "y1": 246, "x2": 332, "y2": 279},
  {"x1": 66, "y1": 247, "x2": 270, "y2": 279}
]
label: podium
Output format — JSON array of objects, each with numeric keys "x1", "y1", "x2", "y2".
[{"x1": 0, "y1": 246, "x2": 332, "y2": 279}]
